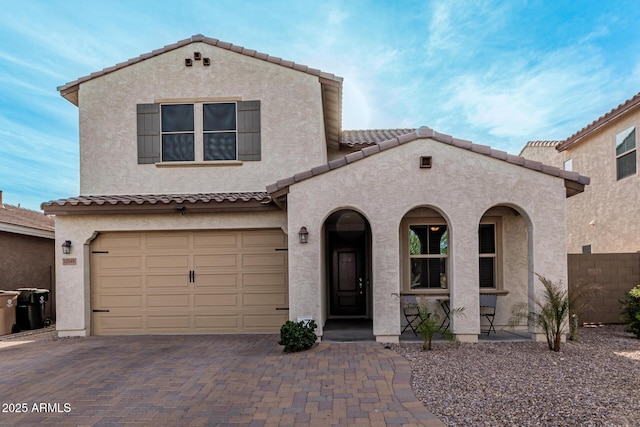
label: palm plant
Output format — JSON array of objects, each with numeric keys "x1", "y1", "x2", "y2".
[
  {"x1": 417, "y1": 302, "x2": 465, "y2": 351},
  {"x1": 509, "y1": 274, "x2": 600, "y2": 351}
]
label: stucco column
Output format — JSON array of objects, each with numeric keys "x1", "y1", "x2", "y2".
[
  {"x1": 371, "y1": 221, "x2": 401, "y2": 343},
  {"x1": 529, "y1": 209, "x2": 568, "y2": 342},
  {"x1": 54, "y1": 219, "x2": 91, "y2": 337},
  {"x1": 449, "y1": 217, "x2": 480, "y2": 342},
  {"x1": 286, "y1": 222, "x2": 324, "y2": 334}
]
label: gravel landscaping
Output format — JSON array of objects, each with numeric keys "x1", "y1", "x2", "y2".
[{"x1": 393, "y1": 325, "x2": 640, "y2": 427}]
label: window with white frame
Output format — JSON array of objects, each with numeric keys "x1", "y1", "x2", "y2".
[
  {"x1": 408, "y1": 225, "x2": 448, "y2": 289},
  {"x1": 616, "y1": 126, "x2": 636, "y2": 180}
]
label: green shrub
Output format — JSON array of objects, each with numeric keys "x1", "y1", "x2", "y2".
[
  {"x1": 620, "y1": 285, "x2": 640, "y2": 338},
  {"x1": 278, "y1": 320, "x2": 317, "y2": 353}
]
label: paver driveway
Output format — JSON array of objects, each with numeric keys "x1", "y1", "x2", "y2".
[{"x1": 0, "y1": 335, "x2": 444, "y2": 426}]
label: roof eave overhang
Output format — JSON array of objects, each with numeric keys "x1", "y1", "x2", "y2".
[
  {"x1": 42, "y1": 200, "x2": 281, "y2": 216},
  {"x1": 0, "y1": 223, "x2": 55, "y2": 239},
  {"x1": 558, "y1": 93, "x2": 640, "y2": 152},
  {"x1": 565, "y1": 180, "x2": 586, "y2": 198}
]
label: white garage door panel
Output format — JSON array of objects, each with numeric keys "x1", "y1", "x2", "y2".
[{"x1": 91, "y1": 229, "x2": 288, "y2": 335}]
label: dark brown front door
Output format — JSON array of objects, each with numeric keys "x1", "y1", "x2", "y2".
[{"x1": 331, "y1": 247, "x2": 366, "y2": 316}]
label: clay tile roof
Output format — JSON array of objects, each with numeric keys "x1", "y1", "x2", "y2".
[
  {"x1": 340, "y1": 129, "x2": 416, "y2": 147},
  {"x1": 518, "y1": 140, "x2": 562, "y2": 156},
  {"x1": 522, "y1": 140, "x2": 562, "y2": 148},
  {"x1": 0, "y1": 203, "x2": 54, "y2": 233},
  {"x1": 267, "y1": 126, "x2": 590, "y2": 197},
  {"x1": 42, "y1": 192, "x2": 274, "y2": 215},
  {"x1": 557, "y1": 91, "x2": 640, "y2": 151}
]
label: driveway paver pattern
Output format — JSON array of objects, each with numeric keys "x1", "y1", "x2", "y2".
[{"x1": 0, "y1": 334, "x2": 444, "y2": 426}]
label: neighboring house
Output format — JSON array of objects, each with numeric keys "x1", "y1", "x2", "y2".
[
  {"x1": 521, "y1": 94, "x2": 640, "y2": 323},
  {"x1": 43, "y1": 35, "x2": 588, "y2": 343},
  {"x1": 521, "y1": 93, "x2": 640, "y2": 254},
  {"x1": 0, "y1": 191, "x2": 56, "y2": 321}
]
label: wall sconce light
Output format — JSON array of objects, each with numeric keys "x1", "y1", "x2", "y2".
[
  {"x1": 298, "y1": 226, "x2": 309, "y2": 244},
  {"x1": 62, "y1": 240, "x2": 72, "y2": 254}
]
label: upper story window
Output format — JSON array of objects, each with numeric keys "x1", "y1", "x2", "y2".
[
  {"x1": 616, "y1": 126, "x2": 636, "y2": 180},
  {"x1": 161, "y1": 102, "x2": 238, "y2": 162},
  {"x1": 161, "y1": 104, "x2": 195, "y2": 161},
  {"x1": 203, "y1": 103, "x2": 237, "y2": 160},
  {"x1": 137, "y1": 100, "x2": 261, "y2": 165}
]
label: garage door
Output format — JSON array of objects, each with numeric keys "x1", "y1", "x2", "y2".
[{"x1": 90, "y1": 229, "x2": 288, "y2": 335}]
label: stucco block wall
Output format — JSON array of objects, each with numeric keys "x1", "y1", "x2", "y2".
[
  {"x1": 568, "y1": 253, "x2": 640, "y2": 323},
  {"x1": 0, "y1": 231, "x2": 55, "y2": 320},
  {"x1": 286, "y1": 137, "x2": 569, "y2": 339},
  {"x1": 77, "y1": 42, "x2": 328, "y2": 195},
  {"x1": 54, "y1": 211, "x2": 286, "y2": 336}
]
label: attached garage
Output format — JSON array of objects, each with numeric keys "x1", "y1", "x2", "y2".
[{"x1": 90, "y1": 229, "x2": 288, "y2": 335}]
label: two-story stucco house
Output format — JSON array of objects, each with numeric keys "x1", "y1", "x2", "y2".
[
  {"x1": 43, "y1": 35, "x2": 589, "y2": 343},
  {"x1": 521, "y1": 94, "x2": 640, "y2": 254}
]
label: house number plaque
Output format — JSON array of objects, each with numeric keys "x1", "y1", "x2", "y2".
[{"x1": 62, "y1": 258, "x2": 77, "y2": 266}]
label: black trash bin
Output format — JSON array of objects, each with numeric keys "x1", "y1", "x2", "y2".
[{"x1": 15, "y1": 288, "x2": 50, "y2": 331}]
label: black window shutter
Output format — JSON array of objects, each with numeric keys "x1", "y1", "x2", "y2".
[
  {"x1": 137, "y1": 103, "x2": 161, "y2": 164},
  {"x1": 237, "y1": 100, "x2": 261, "y2": 161}
]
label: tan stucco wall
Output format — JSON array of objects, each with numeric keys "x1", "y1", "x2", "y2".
[
  {"x1": 77, "y1": 42, "x2": 327, "y2": 195},
  {"x1": 286, "y1": 138, "x2": 568, "y2": 341},
  {"x1": 562, "y1": 115, "x2": 640, "y2": 253},
  {"x1": 54, "y1": 211, "x2": 286, "y2": 336},
  {"x1": 519, "y1": 146, "x2": 564, "y2": 169},
  {"x1": 522, "y1": 114, "x2": 640, "y2": 254},
  {"x1": 0, "y1": 231, "x2": 56, "y2": 321}
]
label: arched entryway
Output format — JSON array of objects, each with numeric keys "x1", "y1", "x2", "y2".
[{"x1": 324, "y1": 209, "x2": 372, "y2": 319}]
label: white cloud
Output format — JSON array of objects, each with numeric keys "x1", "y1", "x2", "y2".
[{"x1": 441, "y1": 45, "x2": 613, "y2": 146}]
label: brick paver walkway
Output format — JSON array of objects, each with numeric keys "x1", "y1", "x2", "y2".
[{"x1": 0, "y1": 334, "x2": 444, "y2": 426}]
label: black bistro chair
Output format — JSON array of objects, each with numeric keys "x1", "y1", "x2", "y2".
[
  {"x1": 480, "y1": 294, "x2": 497, "y2": 335},
  {"x1": 402, "y1": 295, "x2": 425, "y2": 335}
]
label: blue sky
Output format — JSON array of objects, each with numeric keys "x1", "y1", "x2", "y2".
[{"x1": 2, "y1": 1, "x2": 640, "y2": 211}]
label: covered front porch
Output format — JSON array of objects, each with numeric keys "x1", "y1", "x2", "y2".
[
  {"x1": 321, "y1": 318, "x2": 532, "y2": 343},
  {"x1": 268, "y1": 128, "x2": 586, "y2": 344}
]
